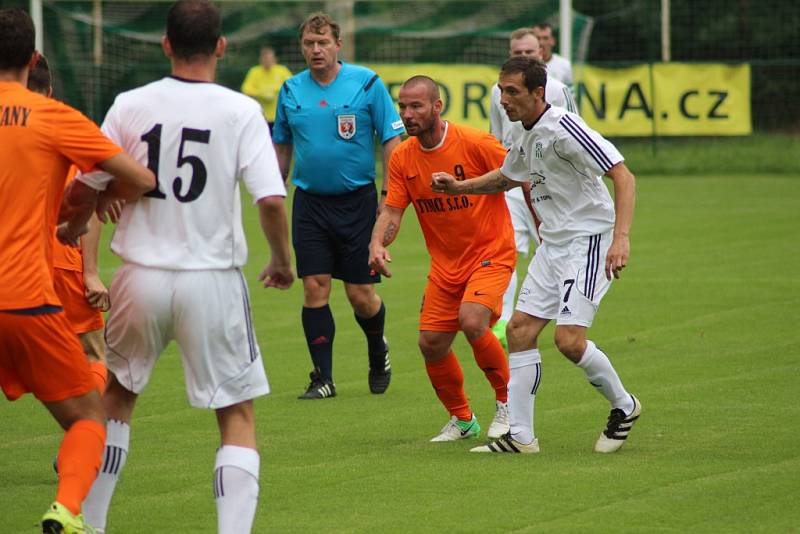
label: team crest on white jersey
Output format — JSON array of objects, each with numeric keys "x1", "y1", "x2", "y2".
[{"x1": 337, "y1": 114, "x2": 356, "y2": 139}]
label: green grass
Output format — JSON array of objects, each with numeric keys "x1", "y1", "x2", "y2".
[
  {"x1": 615, "y1": 133, "x2": 800, "y2": 175},
  {"x1": 2, "y1": 174, "x2": 800, "y2": 532}
]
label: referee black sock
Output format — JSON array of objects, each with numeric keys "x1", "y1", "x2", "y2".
[
  {"x1": 302, "y1": 305, "x2": 335, "y2": 382},
  {"x1": 355, "y1": 301, "x2": 388, "y2": 367}
]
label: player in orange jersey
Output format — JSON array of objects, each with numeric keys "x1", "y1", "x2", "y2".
[
  {"x1": 0, "y1": 8, "x2": 154, "y2": 532},
  {"x1": 368, "y1": 75, "x2": 516, "y2": 442},
  {"x1": 27, "y1": 55, "x2": 111, "y2": 395}
]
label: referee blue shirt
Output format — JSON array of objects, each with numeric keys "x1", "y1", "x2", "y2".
[{"x1": 273, "y1": 62, "x2": 404, "y2": 196}]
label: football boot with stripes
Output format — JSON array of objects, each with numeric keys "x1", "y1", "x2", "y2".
[
  {"x1": 297, "y1": 369, "x2": 336, "y2": 400},
  {"x1": 594, "y1": 395, "x2": 642, "y2": 453},
  {"x1": 470, "y1": 432, "x2": 540, "y2": 453},
  {"x1": 42, "y1": 501, "x2": 97, "y2": 534},
  {"x1": 368, "y1": 337, "x2": 391, "y2": 394},
  {"x1": 430, "y1": 415, "x2": 480, "y2": 442}
]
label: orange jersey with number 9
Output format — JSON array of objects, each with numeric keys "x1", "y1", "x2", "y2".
[{"x1": 385, "y1": 122, "x2": 516, "y2": 285}]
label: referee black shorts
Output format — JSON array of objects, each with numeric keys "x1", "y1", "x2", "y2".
[{"x1": 292, "y1": 183, "x2": 380, "y2": 284}]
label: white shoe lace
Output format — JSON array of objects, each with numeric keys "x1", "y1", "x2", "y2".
[
  {"x1": 492, "y1": 402, "x2": 509, "y2": 427},
  {"x1": 439, "y1": 416, "x2": 461, "y2": 438}
]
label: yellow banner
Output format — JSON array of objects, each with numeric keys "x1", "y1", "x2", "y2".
[
  {"x1": 368, "y1": 62, "x2": 751, "y2": 137},
  {"x1": 573, "y1": 63, "x2": 751, "y2": 136},
  {"x1": 367, "y1": 63, "x2": 498, "y2": 131}
]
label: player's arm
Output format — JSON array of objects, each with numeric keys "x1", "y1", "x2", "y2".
[
  {"x1": 274, "y1": 143, "x2": 293, "y2": 185},
  {"x1": 605, "y1": 162, "x2": 636, "y2": 280},
  {"x1": 57, "y1": 180, "x2": 99, "y2": 246},
  {"x1": 431, "y1": 168, "x2": 524, "y2": 195},
  {"x1": 368, "y1": 204, "x2": 405, "y2": 278},
  {"x1": 95, "y1": 152, "x2": 156, "y2": 200},
  {"x1": 80, "y1": 215, "x2": 110, "y2": 310},
  {"x1": 379, "y1": 136, "x2": 401, "y2": 210},
  {"x1": 255, "y1": 195, "x2": 294, "y2": 290}
]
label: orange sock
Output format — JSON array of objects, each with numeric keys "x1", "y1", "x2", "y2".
[
  {"x1": 424, "y1": 351, "x2": 472, "y2": 421},
  {"x1": 469, "y1": 330, "x2": 510, "y2": 403},
  {"x1": 55, "y1": 419, "x2": 106, "y2": 515},
  {"x1": 89, "y1": 361, "x2": 107, "y2": 393}
]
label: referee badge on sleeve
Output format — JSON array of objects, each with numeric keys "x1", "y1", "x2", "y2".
[{"x1": 337, "y1": 114, "x2": 356, "y2": 140}]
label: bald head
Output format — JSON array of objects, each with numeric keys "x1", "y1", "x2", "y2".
[
  {"x1": 398, "y1": 75, "x2": 444, "y2": 142},
  {"x1": 401, "y1": 75, "x2": 440, "y2": 102}
]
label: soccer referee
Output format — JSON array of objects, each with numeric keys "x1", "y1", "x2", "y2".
[{"x1": 273, "y1": 12, "x2": 404, "y2": 399}]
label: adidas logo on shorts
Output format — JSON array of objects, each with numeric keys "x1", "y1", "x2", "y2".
[{"x1": 560, "y1": 305, "x2": 571, "y2": 315}]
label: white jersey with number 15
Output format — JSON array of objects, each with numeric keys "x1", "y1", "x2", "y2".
[{"x1": 79, "y1": 76, "x2": 285, "y2": 270}]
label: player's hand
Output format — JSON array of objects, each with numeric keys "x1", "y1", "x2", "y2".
[
  {"x1": 56, "y1": 221, "x2": 88, "y2": 247},
  {"x1": 368, "y1": 243, "x2": 392, "y2": 278},
  {"x1": 431, "y1": 172, "x2": 459, "y2": 194},
  {"x1": 258, "y1": 260, "x2": 295, "y2": 289},
  {"x1": 84, "y1": 272, "x2": 111, "y2": 311},
  {"x1": 605, "y1": 235, "x2": 630, "y2": 280},
  {"x1": 96, "y1": 196, "x2": 125, "y2": 224}
]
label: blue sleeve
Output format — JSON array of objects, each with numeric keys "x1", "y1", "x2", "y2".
[
  {"x1": 271, "y1": 82, "x2": 292, "y2": 145},
  {"x1": 368, "y1": 76, "x2": 405, "y2": 144}
]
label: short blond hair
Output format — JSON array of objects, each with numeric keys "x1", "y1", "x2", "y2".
[{"x1": 510, "y1": 27, "x2": 538, "y2": 41}]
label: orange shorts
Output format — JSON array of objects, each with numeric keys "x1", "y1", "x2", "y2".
[
  {"x1": 0, "y1": 310, "x2": 95, "y2": 402},
  {"x1": 53, "y1": 268, "x2": 104, "y2": 335},
  {"x1": 419, "y1": 264, "x2": 513, "y2": 332}
]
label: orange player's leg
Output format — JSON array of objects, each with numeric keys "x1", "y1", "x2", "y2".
[
  {"x1": 418, "y1": 278, "x2": 472, "y2": 421},
  {"x1": 81, "y1": 330, "x2": 108, "y2": 392},
  {"x1": 47, "y1": 405, "x2": 106, "y2": 515},
  {"x1": 461, "y1": 264, "x2": 514, "y2": 403},
  {"x1": 0, "y1": 310, "x2": 106, "y2": 515},
  {"x1": 422, "y1": 350, "x2": 471, "y2": 421},
  {"x1": 54, "y1": 267, "x2": 108, "y2": 392},
  {"x1": 467, "y1": 329, "x2": 509, "y2": 403}
]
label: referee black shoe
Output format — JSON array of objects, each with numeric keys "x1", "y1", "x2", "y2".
[
  {"x1": 368, "y1": 338, "x2": 391, "y2": 394},
  {"x1": 298, "y1": 369, "x2": 336, "y2": 400}
]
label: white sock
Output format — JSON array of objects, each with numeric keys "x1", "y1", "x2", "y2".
[
  {"x1": 215, "y1": 445, "x2": 260, "y2": 534},
  {"x1": 83, "y1": 419, "x2": 130, "y2": 533},
  {"x1": 507, "y1": 349, "x2": 542, "y2": 445},
  {"x1": 500, "y1": 270, "x2": 518, "y2": 322},
  {"x1": 577, "y1": 340, "x2": 634, "y2": 414}
]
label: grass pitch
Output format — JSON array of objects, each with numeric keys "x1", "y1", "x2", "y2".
[{"x1": 1, "y1": 173, "x2": 799, "y2": 533}]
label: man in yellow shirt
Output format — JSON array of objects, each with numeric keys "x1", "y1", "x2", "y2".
[{"x1": 241, "y1": 46, "x2": 292, "y2": 131}]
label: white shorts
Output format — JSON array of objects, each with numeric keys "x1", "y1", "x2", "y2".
[
  {"x1": 105, "y1": 264, "x2": 270, "y2": 409},
  {"x1": 515, "y1": 231, "x2": 613, "y2": 327},
  {"x1": 505, "y1": 189, "x2": 540, "y2": 256}
]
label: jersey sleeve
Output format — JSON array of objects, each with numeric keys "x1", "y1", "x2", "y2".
[
  {"x1": 74, "y1": 102, "x2": 124, "y2": 191},
  {"x1": 548, "y1": 78, "x2": 578, "y2": 114},
  {"x1": 475, "y1": 131, "x2": 508, "y2": 172},
  {"x1": 500, "y1": 142, "x2": 531, "y2": 183},
  {"x1": 271, "y1": 82, "x2": 292, "y2": 145},
  {"x1": 384, "y1": 149, "x2": 411, "y2": 210},
  {"x1": 368, "y1": 76, "x2": 405, "y2": 143},
  {"x1": 238, "y1": 106, "x2": 286, "y2": 201},
  {"x1": 556, "y1": 112, "x2": 623, "y2": 176},
  {"x1": 53, "y1": 102, "x2": 123, "y2": 175},
  {"x1": 488, "y1": 85, "x2": 505, "y2": 143}
]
